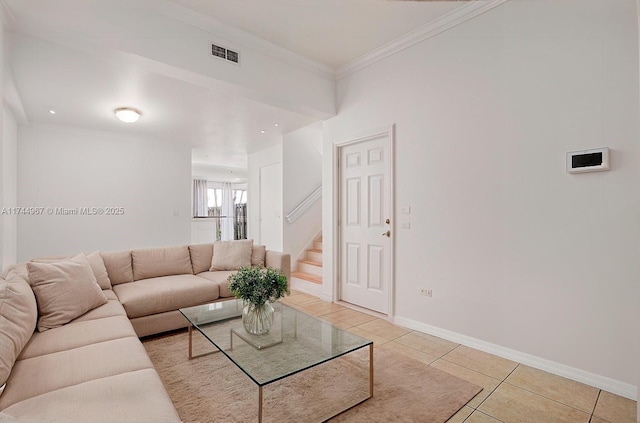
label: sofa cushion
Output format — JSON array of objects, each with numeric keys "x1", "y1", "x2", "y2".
[
  {"x1": 18, "y1": 315, "x2": 137, "y2": 360},
  {"x1": 27, "y1": 254, "x2": 108, "y2": 332},
  {"x1": 0, "y1": 274, "x2": 38, "y2": 388},
  {"x1": 71, "y1": 299, "x2": 127, "y2": 324},
  {"x1": 0, "y1": 412, "x2": 17, "y2": 422},
  {"x1": 113, "y1": 275, "x2": 220, "y2": 319},
  {"x1": 100, "y1": 250, "x2": 133, "y2": 285},
  {"x1": 196, "y1": 271, "x2": 237, "y2": 298},
  {"x1": 189, "y1": 243, "x2": 214, "y2": 274},
  {"x1": 252, "y1": 245, "x2": 266, "y2": 267},
  {"x1": 0, "y1": 336, "x2": 153, "y2": 410},
  {"x1": 210, "y1": 239, "x2": 253, "y2": 271},
  {"x1": 132, "y1": 245, "x2": 193, "y2": 281},
  {"x1": 0, "y1": 369, "x2": 180, "y2": 423}
]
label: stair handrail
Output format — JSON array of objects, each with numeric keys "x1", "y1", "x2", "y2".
[{"x1": 285, "y1": 185, "x2": 322, "y2": 224}]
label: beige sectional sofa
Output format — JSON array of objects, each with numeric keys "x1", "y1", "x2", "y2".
[{"x1": 0, "y1": 240, "x2": 290, "y2": 422}]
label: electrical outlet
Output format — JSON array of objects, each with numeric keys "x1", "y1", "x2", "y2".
[{"x1": 420, "y1": 289, "x2": 432, "y2": 297}]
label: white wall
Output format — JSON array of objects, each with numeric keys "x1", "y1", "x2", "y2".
[
  {"x1": 283, "y1": 122, "x2": 323, "y2": 262},
  {"x1": 0, "y1": 16, "x2": 18, "y2": 271},
  {"x1": 17, "y1": 124, "x2": 191, "y2": 260},
  {"x1": 324, "y1": 0, "x2": 640, "y2": 396},
  {"x1": 191, "y1": 163, "x2": 248, "y2": 182},
  {"x1": 247, "y1": 142, "x2": 283, "y2": 251},
  {"x1": 2, "y1": 106, "x2": 17, "y2": 269}
]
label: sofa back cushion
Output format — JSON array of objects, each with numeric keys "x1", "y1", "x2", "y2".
[
  {"x1": 85, "y1": 252, "x2": 112, "y2": 290},
  {"x1": 131, "y1": 245, "x2": 193, "y2": 280},
  {"x1": 210, "y1": 240, "x2": 254, "y2": 271},
  {"x1": 252, "y1": 245, "x2": 266, "y2": 268},
  {"x1": 188, "y1": 243, "x2": 214, "y2": 274},
  {"x1": 190, "y1": 242, "x2": 266, "y2": 274},
  {"x1": 101, "y1": 250, "x2": 133, "y2": 285},
  {"x1": 27, "y1": 254, "x2": 108, "y2": 332},
  {"x1": 0, "y1": 269, "x2": 38, "y2": 388}
]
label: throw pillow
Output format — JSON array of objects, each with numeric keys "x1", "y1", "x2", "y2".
[
  {"x1": 32, "y1": 253, "x2": 113, "y2": 291},
  {"x1": 210, "y1": 239, "x2": 254, "y2": 271},
  {"x1": 27, "y1": 254, "x2": 108, "y2": 332},
  {"x1": 252, "y1": 245, "x2": 266, "y2": 267},
  {"x1": 0, "y1": 273, "x2": 38, "y2": 388}
]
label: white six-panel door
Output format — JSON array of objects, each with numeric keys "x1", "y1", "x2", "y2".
[{"x1": 339, "y1": 132, "x2": 392, "y2": 314}]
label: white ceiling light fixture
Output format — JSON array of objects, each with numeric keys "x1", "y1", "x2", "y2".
[{"x1": 114, "y1": 107, "x2": 141, "y2": 123}]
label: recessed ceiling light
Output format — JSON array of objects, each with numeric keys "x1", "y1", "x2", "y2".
[
  {"x1": 114, "y1": 107, "x2": 141, "y2": 123},
  {"x1": 274, "y1": 123, "x2": 279, "y2": 127},
  {"x1": 260, "y1": 130, "x2": 266, "y2": 134},
  {"x1": 49, "y1": 109, "x2": 56, "y2": 115}
]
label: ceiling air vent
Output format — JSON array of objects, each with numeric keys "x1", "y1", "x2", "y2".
[{"x1": 211, "y1": 43, "x2": 240, "y2": 65}]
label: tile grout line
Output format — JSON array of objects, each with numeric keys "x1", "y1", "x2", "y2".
[{"x1": 589, "y1": 390, "x2": 602, "y2": 422}]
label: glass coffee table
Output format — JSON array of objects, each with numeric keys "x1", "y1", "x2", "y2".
[{"x1": 179, "y1": 299, "x2": 373, "y2": 422}]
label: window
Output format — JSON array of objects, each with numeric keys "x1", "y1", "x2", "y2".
[{"x1": 193, "y1": 180, "x2": 247, "y2": 241}]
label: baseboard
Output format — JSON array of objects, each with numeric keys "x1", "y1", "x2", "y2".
[{"x1": 392, "y1": 315, "x2": 638, "y2": 401}]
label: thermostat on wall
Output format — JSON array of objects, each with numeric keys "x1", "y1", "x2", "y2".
[{"x1": 566, "y1": 147, "x2": 610, "y2": 174}]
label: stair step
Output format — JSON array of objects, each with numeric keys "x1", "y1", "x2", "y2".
[
  {"x1": 292, "y1": 271, "x2": 322, "y2": 284},
  {"x1": 297, "y1": 260, "x2": 322, "y2": 276},
  {"x1": 313, "y1": 241, "x2": 323, "y2": 251},
  {"x1": 306, "y1": 249, "x2": 323, "y2": 263}
]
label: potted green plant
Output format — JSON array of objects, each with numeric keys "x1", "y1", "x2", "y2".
[{"x1": 228, "y1": 266, "x2": 288, "y2": 335}]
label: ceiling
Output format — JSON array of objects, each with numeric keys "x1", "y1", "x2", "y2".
[{"x1": 2, "y1": 0, "x2": 484, "y2": 169}]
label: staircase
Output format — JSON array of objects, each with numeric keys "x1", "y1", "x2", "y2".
[{"x1": 291, "y1": 236, "x2": 323, "y2": 289}]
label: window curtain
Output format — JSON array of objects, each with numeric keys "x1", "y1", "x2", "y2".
[
  {"x1": 193, "y1": 179, "x2": 208, "y2": 217},
  {"x1": 220, "y1": 182, "x2": 235, "y2": 240}
]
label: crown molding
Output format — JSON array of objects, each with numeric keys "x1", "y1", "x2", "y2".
[{"x1": 336, "y1": 0, "x2": 509, "y2": 80}]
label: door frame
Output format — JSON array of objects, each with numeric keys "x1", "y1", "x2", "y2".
[
  {"x1": 332, "y1": 124, "x2": 395, "y2": 318},
  {"x1": 258, "y1": 161, "x2": 283, "y2": 251}
]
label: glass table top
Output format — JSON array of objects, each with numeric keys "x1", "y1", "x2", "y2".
[{"x1": 179, "y1": 299, "x2": 373, "y2": 387}]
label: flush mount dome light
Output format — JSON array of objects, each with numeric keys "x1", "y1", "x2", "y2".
[{"x1": 114, "y1": 107, "x2": 141, "y2": 123}]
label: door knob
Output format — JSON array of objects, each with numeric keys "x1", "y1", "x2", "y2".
[{"x1": 382, "y1": 230, "x2": 391, "y2": 237}]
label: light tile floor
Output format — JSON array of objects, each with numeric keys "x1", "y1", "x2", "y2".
[{"x1": 281, "y1": 290, "x2": 637, "y2": 423}]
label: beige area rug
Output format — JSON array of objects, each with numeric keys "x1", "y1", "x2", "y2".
[{"x1": 143, "y1": 331, "x2": 481, "y2": 423}]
